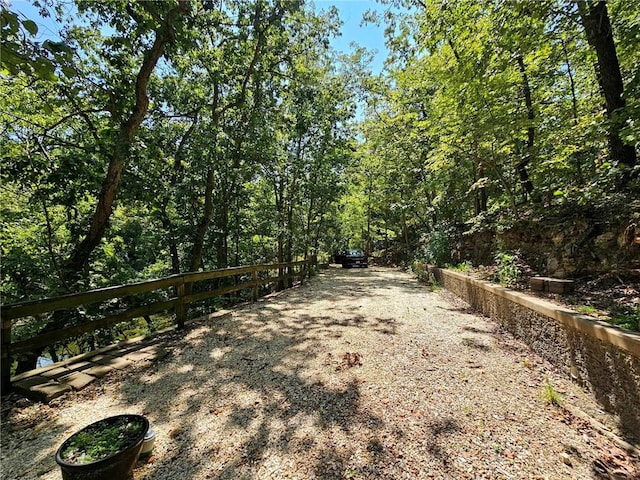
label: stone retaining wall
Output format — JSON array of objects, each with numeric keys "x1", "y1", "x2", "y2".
[{"x1": 428, "y1": 266, "x2": 640, "y2": 436}]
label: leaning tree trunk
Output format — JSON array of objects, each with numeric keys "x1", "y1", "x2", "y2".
[
  {"x1": 578, "y1": 0, "x2": 637, "y2": 186},
  {"x1": 66, "y1": 2, "x2": 187, "y2": 279},
  {"x1": 13, "y1": 3, "x2": 188, "y2": 377}
]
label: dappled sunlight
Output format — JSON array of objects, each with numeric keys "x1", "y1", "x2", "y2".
[
  {"x1": 2, "y1": 267, "x2": 636, "y2": 479},
  {"x1": 101, "y1": 269, "x2": 398, "y2": 478},
  {"x1": 176, "y1": 364, "x2": 195, "y2": 374},
  {"x1": 208, "y1": 347, "x2": 231, "y2": 360}
]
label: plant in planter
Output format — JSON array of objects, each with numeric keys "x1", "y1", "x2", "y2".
[{"x1": 55, "y1": 414, "x2": 149, "y2": 480}]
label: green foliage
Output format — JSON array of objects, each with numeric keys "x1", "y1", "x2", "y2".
[
  {"x1": 1, "y1": 7, "x2": 74, "y2": 80},
  {"x1": 3, "y1": 0, "x2": 640, "y2": 369},
  {"x1": 540, "y1": 377, "x2": 563, "y2": 406},
  {"x1": 494, "y1": 251, "x2": 520, "y2": 288},
  {"x1": 424, "y1": 229, "x2": 453, "y2": 267},
  {"x1": 608, "y1": 307, "x2": 640, "y2": 332},
  {"x1": 451, "y1": 261, "x2": 472, "y2": 273},
  {"x1": 61, "y1": 417, "x2": 144, "y2": 465},
  {"x1": 429, "y1": 276, "x2": 442, "y2": 292},
  {"x1": 575, "y1": 304, "x2": 599, "y2": 316},
  {"x1": 412, "y1": 262, "x2": 428, "y2": 282},
  {"x1": 345, "y1": 0, "x2": 640, "y2": 273},
  {"x1": 1, "y1": 0, "x2": 358, "y2": 370}
]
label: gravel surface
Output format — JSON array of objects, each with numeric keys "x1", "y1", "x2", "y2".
[{"x1": 2, "y1": 266, "x2": 639, "y2": 479}]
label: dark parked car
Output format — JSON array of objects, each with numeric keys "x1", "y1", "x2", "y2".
[
  {"x1": 333, "y1": 250, "x2": 346, "y2": 264},
  {"x1": 341, "y1": 249, "x2": 368, "y2": 268}
]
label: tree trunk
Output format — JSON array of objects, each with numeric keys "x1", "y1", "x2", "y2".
[
  {"x1": 164, "y1": 112, "x2": 199, "y2": 275},
  {"x1": 285, "y1": 194, "x2": 294, "y2": 288},
  {"x1": 13, "y1": 3, "x2": 188, "y2": 376},
  {"x1": 304, "y1": 195, "x2": 316, "y2": 261},
  {"x1": 366, "y1": 173, "x2": 373, "y2": 256},
  {"x1": 313, "y1": 212, "x2": 325, "y2": 255},
  {"x1": 275, "y1": 178, "x2": 286, "y2": 291},
  {"x1": 189, "y1": 168, "x2": 216, "y2": 272},
  {"x1": 234, "y1": 191, "x2": 241, "y2": 267},
  {"x1": 561, "y1": 38, "x2": 585, "y2": 185},
  {"x1": 516, "y1": 54, "x2": 535, "y2": 200},
  {"x1": 215, "y1": 201, "x2": 229, "y2": 269},
  {"x1": 478, "y1": 163, "x2": 488, "y2": 213},
  {"x1": 160, "y1": 208, "x2": 181, "y2": 274},
  {"x1": 474, "y1": 160, "x2": 487, "y2": 214},
  {"x1": 561, "y1": 39, "x2": 579, "y2": 126},
  {"x1": 65, "y1": 3, "x2": 187, "y2": 278},
  {"x1": 578, "y1": 0, "x2": 637, "y2": 185}
]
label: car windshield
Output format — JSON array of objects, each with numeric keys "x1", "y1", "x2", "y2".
[{"x1": 347, "y1": 249, "x2": 364, "y2": 256}]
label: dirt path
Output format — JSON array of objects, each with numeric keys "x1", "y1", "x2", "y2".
[{"x1": 1, "y1": 267, "x2": 638, "y2": 479}]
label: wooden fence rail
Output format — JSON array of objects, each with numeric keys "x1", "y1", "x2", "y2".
[{"x1": 1, "y1": 257, "x2": 317, "y2": 395}]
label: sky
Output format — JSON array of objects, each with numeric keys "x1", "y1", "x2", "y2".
[
  {"x1": 314, "y1": 0, "x2": 391, "y2": 73},
  {"x1": 10, "y1": 0, "x2": 392, "y2": 74}
]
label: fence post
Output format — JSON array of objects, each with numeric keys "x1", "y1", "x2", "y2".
[
  {"x1": 175, "y1": 277, "x2": 186, "y2": 329},
  {"x1": 252, "y1": 269, "x2": 258, "y2": 301},
  {"x1": 277, "y1": 265, "x2": 284, "y2": 292},
  {"x1": 1, "y1": 316, "x2": 11, "y2": 396}
]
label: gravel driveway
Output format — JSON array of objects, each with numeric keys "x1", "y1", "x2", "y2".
[{"x1": 2, "y1": 266, "x2": 638, "y2": 479}]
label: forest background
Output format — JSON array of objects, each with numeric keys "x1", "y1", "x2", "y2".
[{"x1": 1, "y1": 0, "x2": 638, "y2": 372}]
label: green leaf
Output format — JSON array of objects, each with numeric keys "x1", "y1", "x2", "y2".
[
  {"x1": 62, "y1": 66, "x2": 75, "y2": 78},
  {"x1": 22, "y1": 19, "x2": 38, "y2": 36},
  {"x1": 43, "y1": 40, "x2": 73, "y2": 54},
  {"x1": 33, "y1": 58, "x2": 57, "y2": 81}
]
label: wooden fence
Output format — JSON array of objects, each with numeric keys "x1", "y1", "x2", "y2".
[{"x1": 1, "y1": 257, "x2": 317, "y2": 395}]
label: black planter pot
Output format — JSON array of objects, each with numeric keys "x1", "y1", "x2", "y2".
[{"x1": 55, "y1": 414, "x2": 149, "y2": 480}]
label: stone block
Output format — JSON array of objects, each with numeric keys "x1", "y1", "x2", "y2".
[
  {"x1": 30, "y1": 382, "x2": 72, "y2": 402},
  {"x1": 123, "y1": 350, "x2": 153, "y2": 362},
  {"x1": 530, "y1": 277, "x2": 547, "y2": 291},
  {"x1": 40, "y1": 366, "x2": 71, "y2": 379},
  {"x1": 14, "y1": 376, "x2": 72, "y2": 403},
  {"x1": 530, "y1": 277, "x2": 574, "y2": 294},
  {"x1": 89, "y1": 354, "x2": 116, "y2": 363},
  {"x1": 58, "y1": 371, "x2": 96, "y2": 390},
  {"x1": 67, "y1": 361, "x2": 91, "y2": 372},
  {"x1": 138, "y1": 345, "x2": 159, "y2": 354},
  {"x1": 82, "y1": 364, "x2": 113, "y2": 378},
  {"x1": 547, "y1": 279, "x2": 574, "y2": 294},
  {"x1": 94, "y1": 356, "x2": 131, "y2": 370},
  {"x1": 13, "y1": 376, "x2": 50, "y2": 391}
]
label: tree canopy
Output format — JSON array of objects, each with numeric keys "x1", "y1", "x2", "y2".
[
  {"x1": 351, "y1": 0, "x2": 638, "y2": 263},
  {"x1": 1, "y1": 0, "x2": 638, "y2": 359},
  {"x1": 2, "y1": 0, "x2": 358, "y2": 303}
]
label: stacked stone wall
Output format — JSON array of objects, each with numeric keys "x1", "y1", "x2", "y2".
[{"x1": 428, "y1": 266, "x2": 640, "y2": 436}]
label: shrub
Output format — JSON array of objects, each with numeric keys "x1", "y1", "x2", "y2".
[
  {"x1": 418, "y1": 227, "x2": 454, "y2": 267},
  {"x1": 494, "y1": 250, "x2": 520, "y2": 287},
  {"x1": 412, "y1": 262, "x2": 429, "y2": 282},
  {"x1": 451, "y1": 261, "x2": 472, "y2": 272}
]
